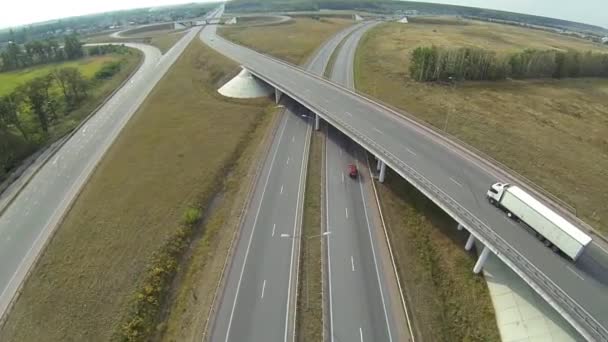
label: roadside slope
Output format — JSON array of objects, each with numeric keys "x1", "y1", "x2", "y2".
[{"x1": 0, "y1": 37, "x2": 274, "y2": 341}]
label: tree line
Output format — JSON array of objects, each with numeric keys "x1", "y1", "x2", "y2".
[
  {"x1": 1, "y1": 34, "x2": 83, "y2": 71},
  {"x1": 409, "y1": 46, "x2": 608, "y2": 82}
]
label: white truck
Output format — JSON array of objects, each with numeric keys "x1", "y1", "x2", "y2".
[{"x1": 487, "y1": 182, "x2": 591, "y2": 261}]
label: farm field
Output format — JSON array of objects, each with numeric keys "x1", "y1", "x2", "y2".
[
  {"x1": 219, "y1": 17, "x2": 354, "y2": 64},
  {"x1": 356, "y1": 18, "x2": 608, "y2": 234}
]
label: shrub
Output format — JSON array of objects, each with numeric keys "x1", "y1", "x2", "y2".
[
  {"x1": 183, "y1": 206, "x2": 202, "y2": 226},
  {"x1": 94, "y1": 60, "x2": 123, "y2": 80}
]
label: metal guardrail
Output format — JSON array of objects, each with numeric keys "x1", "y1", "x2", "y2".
[
  {"x1": 245, "y1": 69, "x2": 608, "y2": 342},
  {"x1": 210, "y1": 33, "x2": 607, "y2": 342}
]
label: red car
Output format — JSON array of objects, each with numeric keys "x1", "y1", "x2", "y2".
[{"x1": 348, "y1": 164, "x2": 358, "y2": 178}]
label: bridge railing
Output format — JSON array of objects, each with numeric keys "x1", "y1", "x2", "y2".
[{"x1": 250, "y1": 68, "x2": 607, "y2": 342}]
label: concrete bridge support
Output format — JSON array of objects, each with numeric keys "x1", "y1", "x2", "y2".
[
  {"x1": 457, "y1": 223, "x2": 464, "y2": 231},
  {"x1": 315, "y1": 114, "x2": 320, "y2": 130},
  {"x1": 473, "y1": 245, "x2": 491, "y2": 274},
  {"x1": 465, "y1": 233, "x2": 475, "y2": 251},
  {"x1": 379, "y1": 160, "x2": 387, "y2": 183},
  {"x1": 275, "y1": 88, "x2": 282, "y2": 104}
]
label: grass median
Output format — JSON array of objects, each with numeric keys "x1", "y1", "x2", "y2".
[
  {"x1": 0, "y1": 38, "x2": 276, "y2": 342},
  {"x1": 356, "y1": 19, "x2": 608, "y2": 234},
  {"x1": 296, "y1": 129, "x2": 324, "y2": 342},
  {"x1": 218, "y1": 17, "x2": 353, "y2": 64}
]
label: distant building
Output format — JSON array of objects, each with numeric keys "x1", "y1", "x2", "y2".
[
  {"x1": 602, "y1": 37, "x2": 608, "y2": 44},
  {"x1": 398, "y1": 17, "x2": 409, "y2": 24}
]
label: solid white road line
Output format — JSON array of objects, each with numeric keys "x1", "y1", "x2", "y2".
[
  {"x1": 224, "y1": 114, "x2": 288, "y2": 342},
  {"x1": 360, "y1": 327, "x2": 364, "y2": 342},
  {"x1": 272, "y1": 224, "x2": 276, "y2": 237},
  {"x1": 325, "y1": 129, "x2": 336, "y2": 342},
  {"x1": 281, "y1": 185, "x2": 284, "y2": 194},
  {"x1": 342, "y1": 172, "x2": 345, "y2": 184},
  {"x1": 566, "y1": 266, "x2": 585, "y2": 281},
  {"x1": 345, "y1": 207, "x2": 349, "y2": 219},
  {"x1": 284, "y1": 118, "x2": 311, "y2": 342},
  {"x1": 405, "y1": 147, "x2": 417, "y2": 156},
  {"x1": 450, "y1": 177, "x2": 463, "y2": 187},
  {"x1": 351, "y1": 256, "x2": 355, "y2": 272},
  {"x1": 356, "y1": 158, "x2": 394, "y2": 342},
  {"x1": 261, "y1": 280, "x2": 266, "y2": 299},
  {"x1": 373, "y1": 127, "x2": 384, "y2": 135},
  {"x1": 345, "y1": 111, "x2": 353, "y2": 117}
]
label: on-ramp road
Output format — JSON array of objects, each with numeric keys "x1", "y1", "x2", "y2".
[{"x1": 0, "y1": 27, "x2": 203, "y2": 321}]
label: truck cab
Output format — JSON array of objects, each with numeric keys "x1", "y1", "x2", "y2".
[{"x1": 487, "y1": 182, "x2": 508, "y2": 204}]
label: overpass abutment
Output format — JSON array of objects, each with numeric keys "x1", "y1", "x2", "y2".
[{"x1": 473, "y1": 245, "x2": 491, "y2": 274}]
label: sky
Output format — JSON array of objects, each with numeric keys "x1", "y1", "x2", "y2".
[
  {"x1": 408, "y1": 0, "x2": 608, "y2": 28},
  {"x1": 0, "y1": 0, "x2": 606, "y2": 30}
]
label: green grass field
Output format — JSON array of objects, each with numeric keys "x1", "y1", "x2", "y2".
[
  {"x1": 219, "y1": 17, "x2": 354, "y2": 64},
  {"x1": 356, "y1": 19, "x2": 608, "y2": 234},
  {"x1": 0, "y1": 55, "x2": 122, "y2": 96},
  {"x1": 0, "y1": 39, "x2": 275, "y2": 342}
]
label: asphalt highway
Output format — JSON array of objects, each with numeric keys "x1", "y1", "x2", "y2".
[
  {"x1": 0, "y1": 27, "x2": 204, "y2": 321},
  {"x1": 207, "y1": 18, "x2": 378, "y2": 342},
  {"x1": 202, "y1": 19, "x2": 608, "y2": 340},
  {"x1": 325, "y1": 21, "x2": 408, "y2": 342}
]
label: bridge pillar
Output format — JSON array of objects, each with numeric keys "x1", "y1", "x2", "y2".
[
  {"x1": 464, "y1": 233, "x2": 475, "y2": 251},
  {"x1": 275, "y1": 88, "x2": 282, "y2": 104},
  {"x1": 376, "y1": 158, "x2": 381, "y2": 171},
  {"x1": 379, "y1": 161, "x2": 387, "y2": 183},
  {"x1": 315, "y1": 114, "x2": 320, "y2": 131},
  {"x1": 457, "y1": 223, "x2": 464, "y2": 231},
  {"x1": 473, "y1": 245, "x2": 491, "y2": 274}
]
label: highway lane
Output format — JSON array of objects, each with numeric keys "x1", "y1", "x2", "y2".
[
  {"x1": 325, "y1": 21, "x2": 407, "y2": 342},
  {"x1": 202, "y1": 22, "x2": 608, "y2": 339},
  {"x1": 0, "y1": 27, "x2": 204, "y2": 321},
  {"x1": 209, "y1": 109, "x2": 311, "y2": 342},
  {"x1": 207, "y1": 12, "x2": 362, "y2": 342}
]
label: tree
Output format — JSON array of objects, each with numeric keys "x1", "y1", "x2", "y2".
[
  {"x1": 63, "y1": 34, "x2": 83, "y2": 60},
  {"x1": 22, "y1": 78, "x2": 52, "y2": 133},
  {"x1": 54, "y1": 67, "x2": 87, "y2": 107},
  {"x1": 0, "y1": 92, "x2": 29, "y2": 140}
]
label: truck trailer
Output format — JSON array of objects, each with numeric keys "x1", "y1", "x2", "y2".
[{"x1": 486, "y1": 182, "x2": 591, "y2": 261}]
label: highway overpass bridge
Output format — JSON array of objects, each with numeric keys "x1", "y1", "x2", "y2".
[{"x1": 201, "y1": 24, "x2": 608, "y2": 341}]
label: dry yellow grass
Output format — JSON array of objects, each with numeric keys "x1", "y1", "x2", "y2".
[
  {"x1": 219, "y1": 17, "x2": 354, "y2": 64},
  {"x1": 0, "y1": 39, "x2": 274, "y2": 342},
  {"x1": 356, "y1": 20, "x2": 608, "y2": 233}
]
